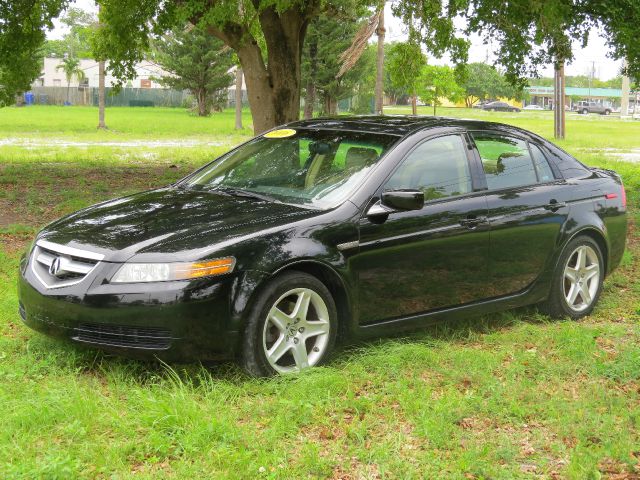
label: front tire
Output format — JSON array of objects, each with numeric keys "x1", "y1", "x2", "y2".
[
  {"x1": 241, "y1": 271, "x2": 337, "y2": 377},
  {"x1": 539, "y1": 236, "x2": 604, "y2": 319}
]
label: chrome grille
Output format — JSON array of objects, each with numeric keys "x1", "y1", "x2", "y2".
[{"x1": 30, "y1": 240, "x2": 104, "y2": 289}]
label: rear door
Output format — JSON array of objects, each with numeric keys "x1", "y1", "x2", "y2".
[
  {"x1": 470, "y1": 131, "x2": 571, "y2": 297},
  {"x1": 353, "y1": 133, "x2": 490, "y2": 324}
]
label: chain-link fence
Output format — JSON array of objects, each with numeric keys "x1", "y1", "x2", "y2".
[{"x1": 26, "y1": 87, "x2": 193, "y2": 107}]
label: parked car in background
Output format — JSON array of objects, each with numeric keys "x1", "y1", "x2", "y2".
[
  {"x1": 475, "y1": 101, "x2": 521, "y2": 112},
  {"x1": 18, "y1": 116, "x2": 627, "y2": 376},
  {"x1": 574, "y1": 101, "x2": 612, "y2": 115},
  {"x1": 523, "y1": 104, "x2": 544, "y2": 110}
]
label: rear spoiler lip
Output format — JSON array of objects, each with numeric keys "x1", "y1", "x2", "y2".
[{"x1": 589, "y1": 166, "x2": 621, "y2": 180}]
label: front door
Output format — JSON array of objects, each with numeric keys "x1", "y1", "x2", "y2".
[{"x1": 352, "y1": 134, "x2": 490, "y2": 325}]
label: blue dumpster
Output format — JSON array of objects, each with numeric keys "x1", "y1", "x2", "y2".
[{"x1": 24, "y1": 92, "x2": 35, "y2": 105}]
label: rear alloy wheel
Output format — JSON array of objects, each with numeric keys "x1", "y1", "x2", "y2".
[
  {"x1": 242, "y1": 271, "x2": 337, "y2": 376},
  {"x1": 582, "y1": 108, "x2": 589, "y2": 114},
  {"x1": 539, "y1": 236, "x2": 604, "y2": 319}
]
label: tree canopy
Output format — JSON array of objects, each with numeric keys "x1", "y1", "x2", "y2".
[
  {"x1": 393, "y1": 0, "x2": 640, "y2": 87},
  {"x1": 0, "y1": 0, "x2": 66, "y2": 106}
]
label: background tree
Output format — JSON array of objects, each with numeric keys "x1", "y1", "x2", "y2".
[
  {"x1": 303, "y1": 13, "x2": 376, "y2": 116},
  {"x1": 418, "y1": 64, "x2": 464, "y2": 115},
  {"x1": 0, "y1": 0, "x2": 64, "y2": 106},
  {"x1": 460, "y1": 63, "x2": 511, "y2": 107},
  {"x1": 386, "y1": 41, "x2": 426, "y2": 114},
  {"x1": 152, "y1": 26, "x2": 234, "y2": 116},
  {"x1": 56, "y1": 56, "x2": 85, "y2": 103}
]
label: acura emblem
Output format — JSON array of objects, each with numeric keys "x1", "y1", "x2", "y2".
[{"x1": 49, "y1": 257, "x2": 62, "y2": 277}]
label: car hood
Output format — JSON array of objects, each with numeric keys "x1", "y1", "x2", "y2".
[{"x1": 38, "y1": 188, "x2": 320, "y2": 262}]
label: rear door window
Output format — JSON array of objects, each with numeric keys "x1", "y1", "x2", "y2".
[{"x1": 472, "y1": 133, "x2": 538, "y2": 190}]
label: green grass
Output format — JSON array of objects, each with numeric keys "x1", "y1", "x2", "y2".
[{"x1": 1, "y1": 106, "x2": 639, "y2": 478}]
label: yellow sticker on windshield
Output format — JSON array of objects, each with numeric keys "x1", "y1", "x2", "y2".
[{"x1": 264, "y1": 128, "x2": 296, "y2": 139}]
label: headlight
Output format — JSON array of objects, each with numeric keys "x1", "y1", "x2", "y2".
[{"x1": 111, "y1": 257, "x2": 236, "y2": 283}]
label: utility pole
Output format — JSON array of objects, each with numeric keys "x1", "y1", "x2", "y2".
[
  {"x1": 554, "y1": 59, "x2": 566, "y2": 139},
  {"x1": 374, "y1": 6, "x2": 385, "y2": 115}
]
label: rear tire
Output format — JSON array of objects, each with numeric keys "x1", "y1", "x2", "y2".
[
  {"x1": 241, "y1": 271, "x2": 337, "y2": 377},
  {"x1": 582, "y1": 108, "x2": 589, "y2": 114},
  {"x1": 604, "y1": 109, "x2": 611, "y2": 115},
  {"x1": 539, "y1": 236, "x2": 604, "y2": 320}
]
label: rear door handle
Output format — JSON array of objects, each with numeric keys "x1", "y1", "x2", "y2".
[{"x1": 543, "y1": 199, "x2": 566, "y2": 211}]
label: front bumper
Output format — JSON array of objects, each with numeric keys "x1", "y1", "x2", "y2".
[{"x1": 17, "y1": 255, "x2": 239, "y2": 362}]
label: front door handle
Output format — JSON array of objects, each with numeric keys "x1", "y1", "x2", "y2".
[{"x1": 543, "y1": 199, "x2": 566, "y2": 211}]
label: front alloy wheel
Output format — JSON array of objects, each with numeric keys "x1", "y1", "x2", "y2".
[
  {"x1": 263, "y1": 288, "x2": 331, "y2": 374},
  {"x1": 242, "y1": 271, "x2": 337, "y2": 377}
]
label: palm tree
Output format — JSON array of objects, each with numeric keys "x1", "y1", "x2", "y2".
[{"x1": 56, "y1": 56, "x2": 85, "y2": 104}]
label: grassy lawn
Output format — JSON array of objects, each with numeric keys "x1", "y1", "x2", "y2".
[{"x1": 1, "y1": 106, "x2": 640, "y2": 478}]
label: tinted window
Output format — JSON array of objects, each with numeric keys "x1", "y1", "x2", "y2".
[
  {"x1": 530, "y1": 143, "x2": 555, "y2": 182},
  {"x1": 473, "y1": 134, "x2": 537, "y2": 190},
  {"x1": 386, "y1": 135, "x2": 472, "y2": 200}
]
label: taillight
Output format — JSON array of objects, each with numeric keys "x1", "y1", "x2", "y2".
[{"x1": 621, "y1": 181, "x2": 626, "y2": 208}]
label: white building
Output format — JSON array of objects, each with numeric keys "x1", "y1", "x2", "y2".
[{"x1": 35, "y1": 57, "x2": 171, "y2": 89}]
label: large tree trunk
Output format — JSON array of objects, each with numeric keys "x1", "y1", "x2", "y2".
[
  {"x1": 207, "y1": 6, "x2": 310, "y2": 134},
  {"x1": 97, "y1": 60, "x2": 106, "y2": 129},
  {"x1": 411, "y1": 95, "x2": 417, "y2": 115},
  {"x1": 235, "y1": 68, "x2": 243, "y2": 129},
  {"x1": 374, "y1": 8, "x2": 385, "y2": 115}
]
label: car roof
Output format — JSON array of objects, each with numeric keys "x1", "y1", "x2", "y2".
[{"x1": 287, "y1": 115, "x2": 526, "y2": 137}]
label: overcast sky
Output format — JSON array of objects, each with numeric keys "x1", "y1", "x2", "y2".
[{"x1": 48, "y1": 0, "x2": 623, "y2": 81}]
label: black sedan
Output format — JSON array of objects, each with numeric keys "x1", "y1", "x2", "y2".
[
  {"x1": 18, "y1": 116, "x2": 627, "y2": 376},
  {"x1": 475, "y1": 101, "x2": 521, "y2": 112}
]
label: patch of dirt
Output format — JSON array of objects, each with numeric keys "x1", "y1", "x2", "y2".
[
  {"x1": 0, "y1": 165, "x2": 184, "y2": 230},
  {"x1": 598, "y1": 456, "x2": 640, "y2": 479}
]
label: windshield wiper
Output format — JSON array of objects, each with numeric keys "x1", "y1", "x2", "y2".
[{"x1": 214, "y1": 187, "x2": 279, "y2": 203}]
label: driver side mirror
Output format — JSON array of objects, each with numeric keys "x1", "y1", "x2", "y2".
[{"x1": 381, "y1": 189, "x2": 424, "y2": 211}]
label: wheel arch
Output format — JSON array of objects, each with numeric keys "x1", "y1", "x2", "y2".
[
  {"x1": 560, "y1": 227, "x2": 609, "y2": 275},
  {"x1": 270, "y1": 260, "x2": 353, "y2": 341},
  {"x1": 233, "y1": 259, "x2": 354, "y2": 342}
]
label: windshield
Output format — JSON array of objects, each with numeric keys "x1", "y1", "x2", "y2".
[{"x1": 181, "y1": 128, "x2": 399, "y2": 209}]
